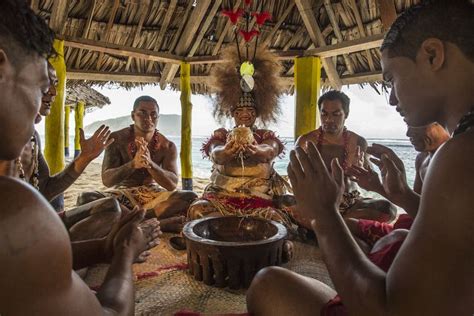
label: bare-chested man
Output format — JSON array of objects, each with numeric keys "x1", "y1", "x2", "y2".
[
  {"x1": 79, "y1": 95, "x2": 197, "y2": 224},
  {"x1": 0, "y1": 62, "x2": 123, "y2": 241},
  {"x1": 343, "y1": 123, "x2": 450, "y2": 257},
  {"x1": 0, "y1": 1, "x2": 160, "y2": 314},
  {"x1": 247, "y1": 1, "x2": 474, "y2": 315},
  {"x1": 296, "y1": 90, "x2": 397, "y2": 224}
]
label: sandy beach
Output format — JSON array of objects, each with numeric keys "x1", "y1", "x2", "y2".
[{"x1": 63, "y1": 160, "x2": 209, "y2": 210}]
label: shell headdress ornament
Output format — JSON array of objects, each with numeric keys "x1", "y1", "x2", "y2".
[{"x1": 210, "y1": 1, "x2": 283, "y2": 125}]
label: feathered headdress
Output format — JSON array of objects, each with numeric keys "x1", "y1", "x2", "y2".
[
  {"x1": 210, "y1": 46, "x2": 283, "y2": 125},
  {"x1": 210, "y1": 1, "x2": 283, "y2": 125}
]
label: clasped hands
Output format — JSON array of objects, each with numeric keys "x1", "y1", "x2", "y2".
[{"x1": 131, "y1": 137, "x2": 155, "y2": 170}]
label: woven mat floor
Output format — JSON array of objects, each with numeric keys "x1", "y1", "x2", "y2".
[{"x1": 84, "y1": 234, "x2": 333, "y2": 316}]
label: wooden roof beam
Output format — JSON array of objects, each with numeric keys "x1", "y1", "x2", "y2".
[
  {"x1": 145, "y1": 0, "x2": 177, "y2": 73},
  {"x1": 212, "y1": 0, "x2": 242, "y2": 56},
  {"x1": 185, "y1": 32, "x2": 385, "y2": 64},
  {"x1": 261, "y1": 2, "x2": 296, "y2": 48},
  {"x1": 323, "y1": 0, "x2": 354, "y2": 74},
  {"x1": 49, "y1": 0, "x2": 69, "y2": 33},
  {"x1": 377, "y1": 0, "x2": 397, "y2": 31},
  {"x1": 67, "y1": 70, "x2": 381, "y2": 86},
  {"x1": 294, "y1": 0, "x2": 343, "y2": 90},
  {"x1": 96, "y1": 0, "x2": 121, "y2": 70},
  {"x1": 75, "y1": 0, "x2": 98, "y2": 69},
  {"x1": 348, "y1": 0, "x2": 376, "y2": 71},
  {"x1": 125, "y1": 0, "x2": 151, "y2": 71},
  {"x1": 62, "y1": 36, "x2": 183, "y2": 64},
  {"x1": 159, "y1": 0, "x2": 213, "y2": 90}
]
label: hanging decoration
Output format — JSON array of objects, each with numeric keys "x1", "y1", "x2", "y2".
[{"x1": 219, "y1": 0, "x2": 272, "y2": 108}]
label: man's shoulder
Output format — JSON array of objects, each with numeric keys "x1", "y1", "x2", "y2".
[
  {"x1": 156, "y1": 132, "x2": 176, "y2": 150},
  {"x1": 110, "y1": 127, "x2": 131, "y2": 139},
  {"x1": 0, "y1": 177, "x2": 69, "y2": 259}
]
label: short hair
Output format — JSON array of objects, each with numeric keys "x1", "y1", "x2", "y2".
[
  {"x1": 381, "y1": 0, "x2": 474, "y2": 62},
  {"x1": 317, "y1": 90, "x2": 350, "y2": 117},
  {"x1": 0, "y1": 0, "x2": 56, "y2": 68},
  {"x1": 133, "y1": 95, "x2": 159, "y2": 111}
]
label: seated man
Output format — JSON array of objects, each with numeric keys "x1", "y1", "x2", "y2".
[
  {"x1": 296, "y1": 90, "x2": 397, "y2": 225},
  {"x1": 247, "y1": 1, "x2": 474, "y2": 315},
  {"x1": 0, "y1": 2, "x2": 159, "y2": 314},
  {"x1": 79, "y1": 95, "x2": 197, "y2": 223},
  {"x1": 1, "y1": 62, "x2": 122, "y2": 241},
  {"x1": 344, "y1": 123, "x2": 450, "y2": 260},
  {"x1": 187, "y1": 46, "x2": 295, "y2": 232}
]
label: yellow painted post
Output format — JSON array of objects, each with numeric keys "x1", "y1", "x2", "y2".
[
  {"x1": 294, "y1": 56, "x2": 321, "y2": 140},
  {"x1": 74, "y1": 101, "x2": 85, "y2": 157},
  {"x1": 45, "y1": 39, "x2": 66, "y2": 174},
  {"x1": 180, "y1": 62, "x2": 193, "y2": 190},
  {"x1": 64, "y1": 105, "x2": 70, "y2": 157}
]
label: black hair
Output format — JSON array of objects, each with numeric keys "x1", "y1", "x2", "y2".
[
  {"x1": 381, "y1": 0, "x2": 474, "y2": 62},
  {"x1": 0, "y1": 0, "x2": 56, "y2": 68},
  {"x1": 317, "y1": 90, "x2": 350, "y2": 117},
  {"x1": 133, "y1": 95, "x2": 159, "y2": 111}
]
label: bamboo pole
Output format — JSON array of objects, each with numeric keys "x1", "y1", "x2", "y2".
[
  {"x1": 74, "y1": 101, "x2": 85, "y2": 157},
  {"x1": 64, "y1": 105, "x2": 70, "y2": 157},
  {"x1": 294, "y1": 56, "x2": 321, "y2": 140},
  {"x1": 45, "y1": 39, "x2": 66, "y2": 174},
  {"x1": 179, "y1": 62, "x2": 193, "y2": 190}
]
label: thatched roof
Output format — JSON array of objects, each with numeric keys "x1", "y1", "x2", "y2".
[
  {"x1": 34, "y1": 0, "x2": 421, "y2": 94},
  {"x1": 65, "y1": 84, "x2": 111, "y2": 112}
]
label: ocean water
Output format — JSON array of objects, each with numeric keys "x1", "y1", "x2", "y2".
[{"x1": 50, "y1": 135, "x2": 418, "y2": 187}]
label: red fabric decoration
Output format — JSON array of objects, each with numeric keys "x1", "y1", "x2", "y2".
[
  {"x1": 221, "y1": 8, "x2": 244, "y2": 25},
  {"x1": 239, "y1": 29, "x2": 259, "y2": 42},
  {"x1": 251, "y1": 11, "x2": 271, "y2": 25}
]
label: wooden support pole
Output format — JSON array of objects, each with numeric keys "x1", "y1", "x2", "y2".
[
  {"x1": 180, "y1": 62, "x2": 193, "y2": 190},
  {"x1": 294, "y1": 56, "x2": 321, "y2": 140},
  {"x1": 64, "y1": 105, "x2": 70, "y2": 157},
  {"x1": 45, "y1": 40, "x2": 66, "y2": 174},
  {"x1": 74, "y1": 101, "x2": 85, "y2": 157}
]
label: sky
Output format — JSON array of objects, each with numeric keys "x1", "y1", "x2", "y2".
[{"x1": 36, "y1": 84, "x2": 408, "y2": 139}]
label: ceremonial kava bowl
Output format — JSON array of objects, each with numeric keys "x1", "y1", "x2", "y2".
[{"x1": 183, "y1": 216, "x2": 287, "y2": 289}]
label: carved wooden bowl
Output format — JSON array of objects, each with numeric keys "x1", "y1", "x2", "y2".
[{"x1": 183, "y1": 216, "x2": 287, "y2": 289}]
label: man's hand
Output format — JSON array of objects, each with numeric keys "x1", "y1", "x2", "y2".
[
  {"x1": 79, "y1": 125, "x2": 114, "y2": 161},
  {"x1": 104, "y1": 207, "x2": 161, "y2": 262},
  {"x1": 287, "y1": 142, "x2": 345, "y2": 220},
  {"x1": 367, "y1": 144, "x2": 413, "y2": 204},
  {"x1": 131, "y1": 138, "x2": 150, "y2": 169},
  {"x1": 346, "y1": 164, "x2": 385, "y2": 194}
]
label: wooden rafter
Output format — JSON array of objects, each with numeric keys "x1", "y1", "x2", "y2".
[
  {"x1": 96, "y1": 0, "x2": 121, "y2": 70},
  {"x1": 145, "y1": 0, "x2": 178, "y2": 73},
  {"x1": 159, "y1": 0, "x2": 213, "y2": 89},
  {"x1": 62, "y1": 36, "x2": 183, "y2": 64},
  {"x1": 67, "y1": 70, "x2": 381, "y2": 86},
  {"x1": 62, "y1": 31, "x2": 384, "y2": 67},
  {"x1": 261, "y1": 2, "x2": 296, "y2": 47},
  {"x1": 125, "y1": 0, "x2": 151, "y2": 71},
  {"x1": 49, "y1": 0, "x2": 69, "y2": 33},
  {"x1": 294, "y1": 0, "x2": 343, "y2": 90},
  {"x1": 348, "y1": 0, "x2": 376, "y2": 71},
  {"x1": 75, "y1": 0, "x2": 97, "y2": 69},
  {"x1": 212, "y1": 0, "x2": 242, "y2": 56},
  {"x1": 323, "y1": 0, "x2": 354, "y2": 74},
  {"x1": 377, "y1": 0, "x2": 397, "y2": 31},
  {"x1": 157, "y1": 2, "x2": 196, "y2": 89}
]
